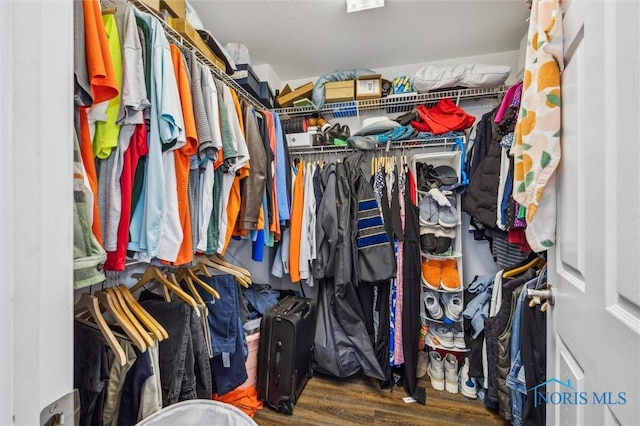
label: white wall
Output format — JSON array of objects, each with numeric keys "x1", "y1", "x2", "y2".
[
  {"x1": 277, "y1": 49, "x2": 521, "y2": 93},
  {"x1": 0, "y1": 1, "x2": 74, "y2": 424}
]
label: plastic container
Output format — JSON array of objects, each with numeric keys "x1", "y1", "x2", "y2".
[{"x1": 135, "y1": 400, "x2": 257, "y2": 425}]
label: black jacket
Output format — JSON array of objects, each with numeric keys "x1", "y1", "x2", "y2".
[{"x1": 462, "y1": 109, "x2": 503, "y2": 229}]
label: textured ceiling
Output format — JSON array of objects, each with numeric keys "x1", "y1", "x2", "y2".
[{"x1": 190, "y1": 0, "x2": 530, "y2": 81}]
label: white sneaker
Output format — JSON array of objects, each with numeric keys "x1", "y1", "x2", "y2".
[
  {"x1": 427, "y1": 351, "x2": 445, "y2": 391},
  {"x1": 442, "y1": 292, "x2": 463, "y2": 323},
  {"x1": 453, "y1": 329, "x2": 466, "y2": 349},
  {"x1": 426, "y1": 326, "x2": 454, "y2": 349},
  {"x1": 423, "y1": 289, "x2": 444, "y2": 320},
  {"x1": 444, "y1": 353, "x2": 459, "y2": 394},
  {"x1": 458, "y1": 357, "x2": 477, "y2": 399}
]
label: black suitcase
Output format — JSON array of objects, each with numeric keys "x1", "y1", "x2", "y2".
[{"x1": 257, "y1": 295, "x2": 316, "y2": 415}]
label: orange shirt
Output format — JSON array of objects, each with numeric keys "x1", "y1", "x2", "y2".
[
  {"x1": 82, "y1": 0, "x2": 118, "y2": 104},
  {"x1": 170, "y1": 45, "x2": 198, "y2": 265},
  {"x1": 78, "y1": 108, "x2": 103, "y2": 244},
  {"x1": 288, "y1": 163, "x2": 305, "y2": 282},
  {"x1": 79, "y1": 0, "x2": 120, "y2": 244}
]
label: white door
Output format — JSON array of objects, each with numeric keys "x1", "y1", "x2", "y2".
[
  {"x1": 548, "y1": 1, "x2": 640, "y2": 425},
  {"x1": 0, "y1": 1, "x2": 75, "y2": 425}
]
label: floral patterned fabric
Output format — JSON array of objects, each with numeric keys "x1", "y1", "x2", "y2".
[{"x1": 511, "y1": 0, "x2": 563, "y2": 252}]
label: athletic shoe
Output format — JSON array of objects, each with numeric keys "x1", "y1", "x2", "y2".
[
  {"x1": 453, "y1": 329, "x2": 466, "y2": 349},
  {"x1": 426, "y1": 326, "x2": 454, "y2": 349},
  {"x1": 427, "y1": 351, "x2": 445, "y2": 391},
  {"x1": 438, "y1": 193, "x2": 458, "y2": 228},
  {"x1": 459, "y1": 357, "x2": 477, "y2": 399},
  {"x1": 419, "y1": 193, "x2": 439, "y2": 226},
  {"x1": 441, "y1": 292, "x2": 463, "y2": 323},
  {"x1": 423, "y1": 289, "x2": 444, "y2": 320},
  {"x1": 444, "y1": 353, "x2": 459, "y2": 394}
]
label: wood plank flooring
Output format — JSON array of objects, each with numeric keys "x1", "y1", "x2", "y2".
[{"x1": 253, "y1": 374, "x2": 507, "y2": 426}]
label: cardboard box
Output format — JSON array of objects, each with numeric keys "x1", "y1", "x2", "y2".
[
  {"x1": 170, "y1": 19, "x2": 226, "y2": 72},
  {"x1": 325, "y1": 80, "x2": 355, "y2": 103},
  {"x1": 285, "y1": 132, "x2": 313, "y2": 148},
  {"x1": 356, "y1": 74, "x2": 382, "y2": 100},
  {"x1": 239, "y1": 332, "x2": 260, "y2": 389},
  {"x1": 140, "y1": 0, "x2": 161, "y2": 13},
  {"x1": 231, "y1": 64, "x2": 260, "y2": 98},
  {"x1": 277, "y1": 82, "x2": 314, "y2": 108},
  {"x1": 161, "y1": 0, "x2": 185, "y2": 19}
]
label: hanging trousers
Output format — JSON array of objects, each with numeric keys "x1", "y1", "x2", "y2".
[
  {"x1": 401, "y1": 173, "x2": 425, "y2": 404},
  {"x1": 521, "y1": 297, "x2": 546, "y2": 425}
]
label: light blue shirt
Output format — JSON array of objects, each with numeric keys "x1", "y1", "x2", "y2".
[{"x1": 129, "y1": 9, "x2": 184, "y2": 258}]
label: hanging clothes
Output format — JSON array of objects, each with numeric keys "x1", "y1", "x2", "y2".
[
  {"x1": 401, "y1": 169, "x2": 426, "y2": 405},
  {"x1": 511, "y1": 0, "x2": 563, "y2": 252}
]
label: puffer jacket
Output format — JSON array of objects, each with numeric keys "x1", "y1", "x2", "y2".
[
  {"x1": 484, "y1": 269, "x2": 536, "y2": 406},
  {"x1": 462, "y1": 109, "x2": 502, "y2": 228}
]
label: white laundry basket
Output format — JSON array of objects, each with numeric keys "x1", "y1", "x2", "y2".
[{"x1": 135, "y1": 400, "x2": 258, "y2": 426}]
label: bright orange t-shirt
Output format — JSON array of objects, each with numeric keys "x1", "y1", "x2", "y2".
[{"x1": 170, "y1": 45, "x2": 199, "y2": 266}]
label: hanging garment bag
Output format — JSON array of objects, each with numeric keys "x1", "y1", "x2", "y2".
[{"x1": 257, "y1": 295, "x2": 316, "y2": 415}]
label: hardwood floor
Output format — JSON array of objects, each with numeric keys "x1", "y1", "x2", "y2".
[{"x1": 253, "y1": 374, "x2": 507, "y2": 426}]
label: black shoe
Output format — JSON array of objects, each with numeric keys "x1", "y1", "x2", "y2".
[{"x1": 338, "y1": 124, "x2": 350, "y2": 140}]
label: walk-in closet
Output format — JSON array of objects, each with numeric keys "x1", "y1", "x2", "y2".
[{"x1": 2, "y1": 1, "x2": 640, "y2": 425}]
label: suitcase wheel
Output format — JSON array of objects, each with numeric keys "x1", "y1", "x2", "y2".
[{"x1": 278, "y1": 400, "x2": 294, "y2": 415}]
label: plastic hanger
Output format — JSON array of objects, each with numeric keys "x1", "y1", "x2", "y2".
[
  {"x1": 115, "y1": 284, "x2": 168, "y2": 340},
  {"x1": 129, "y1": 266, "x2": 201, "y2": 317},
  {"x1": 74, "y1": 293, "x2": 127, "y2": 366}
]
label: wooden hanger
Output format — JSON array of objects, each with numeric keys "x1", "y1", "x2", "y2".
[
  {"x1": 196, "y1": 255, "x2": 251, "y2": 288},
  {"x1": 191, "y1": 261, "x2": 212, "y2": 278},
  {"x1": 502, "y1": 256, "x2": 546, "y2": 279},
  {"x1": 74, "y1": 293, "x2": 127, "y2": 366},
  {"x1": 100, "y1": 0, "x2": 117, "y2": 14},
  {"x1": 177, "y1": 267, "x2": 221, "y2": 300},
  {"x1": 106, "y1": 287, "x2": 155, "y2": 349},
  {"x1": 129, "y1": 266, "x2": 201, "y2": 317},
  {"x1": 94, "y1": 290, "x2": 147, "y2": 352},
  {"x1": 209, "y1": 254, "x2": 252, "y2": 279},
  {"x1": 115, "y1": 284, "x2": 168, "y2": 340}
]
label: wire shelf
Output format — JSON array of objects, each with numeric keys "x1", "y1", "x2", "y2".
[
  {"x1": 273, "y1": 85, "x2": 509, "y2": 119},
  {"x1": 129, "y1": 0, "x2": 265, "y2": 111},
  {"x1": 287, "y1": 136, "x2": 463, "y2": 156}
]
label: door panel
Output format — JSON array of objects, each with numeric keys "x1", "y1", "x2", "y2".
[{"x1": 549, "y1": 1, "x2": 640, "y2": 425}]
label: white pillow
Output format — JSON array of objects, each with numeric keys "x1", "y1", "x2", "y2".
[{"x1": 413, "y1": 64, "x2": 511, "y2": 93}]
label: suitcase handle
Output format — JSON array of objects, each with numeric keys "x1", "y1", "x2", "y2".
[{"x1": 273, "y1": 340, "x2": 282, "y2": 386}]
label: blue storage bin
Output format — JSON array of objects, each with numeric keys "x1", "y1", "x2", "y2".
[
  {"x1": 331, "y1": 101, "x2": 357, "y2": 117},
  {"x1": 258, "y1": 81, "x2": 274, "y2": 109},
  {"x1": 231, "y1": 64, "x2": 260, "y2": 99}
]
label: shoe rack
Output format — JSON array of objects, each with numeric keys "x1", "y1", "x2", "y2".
[{"x1": 412, "y1": 151, "x2": 469, "y2": 353}]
